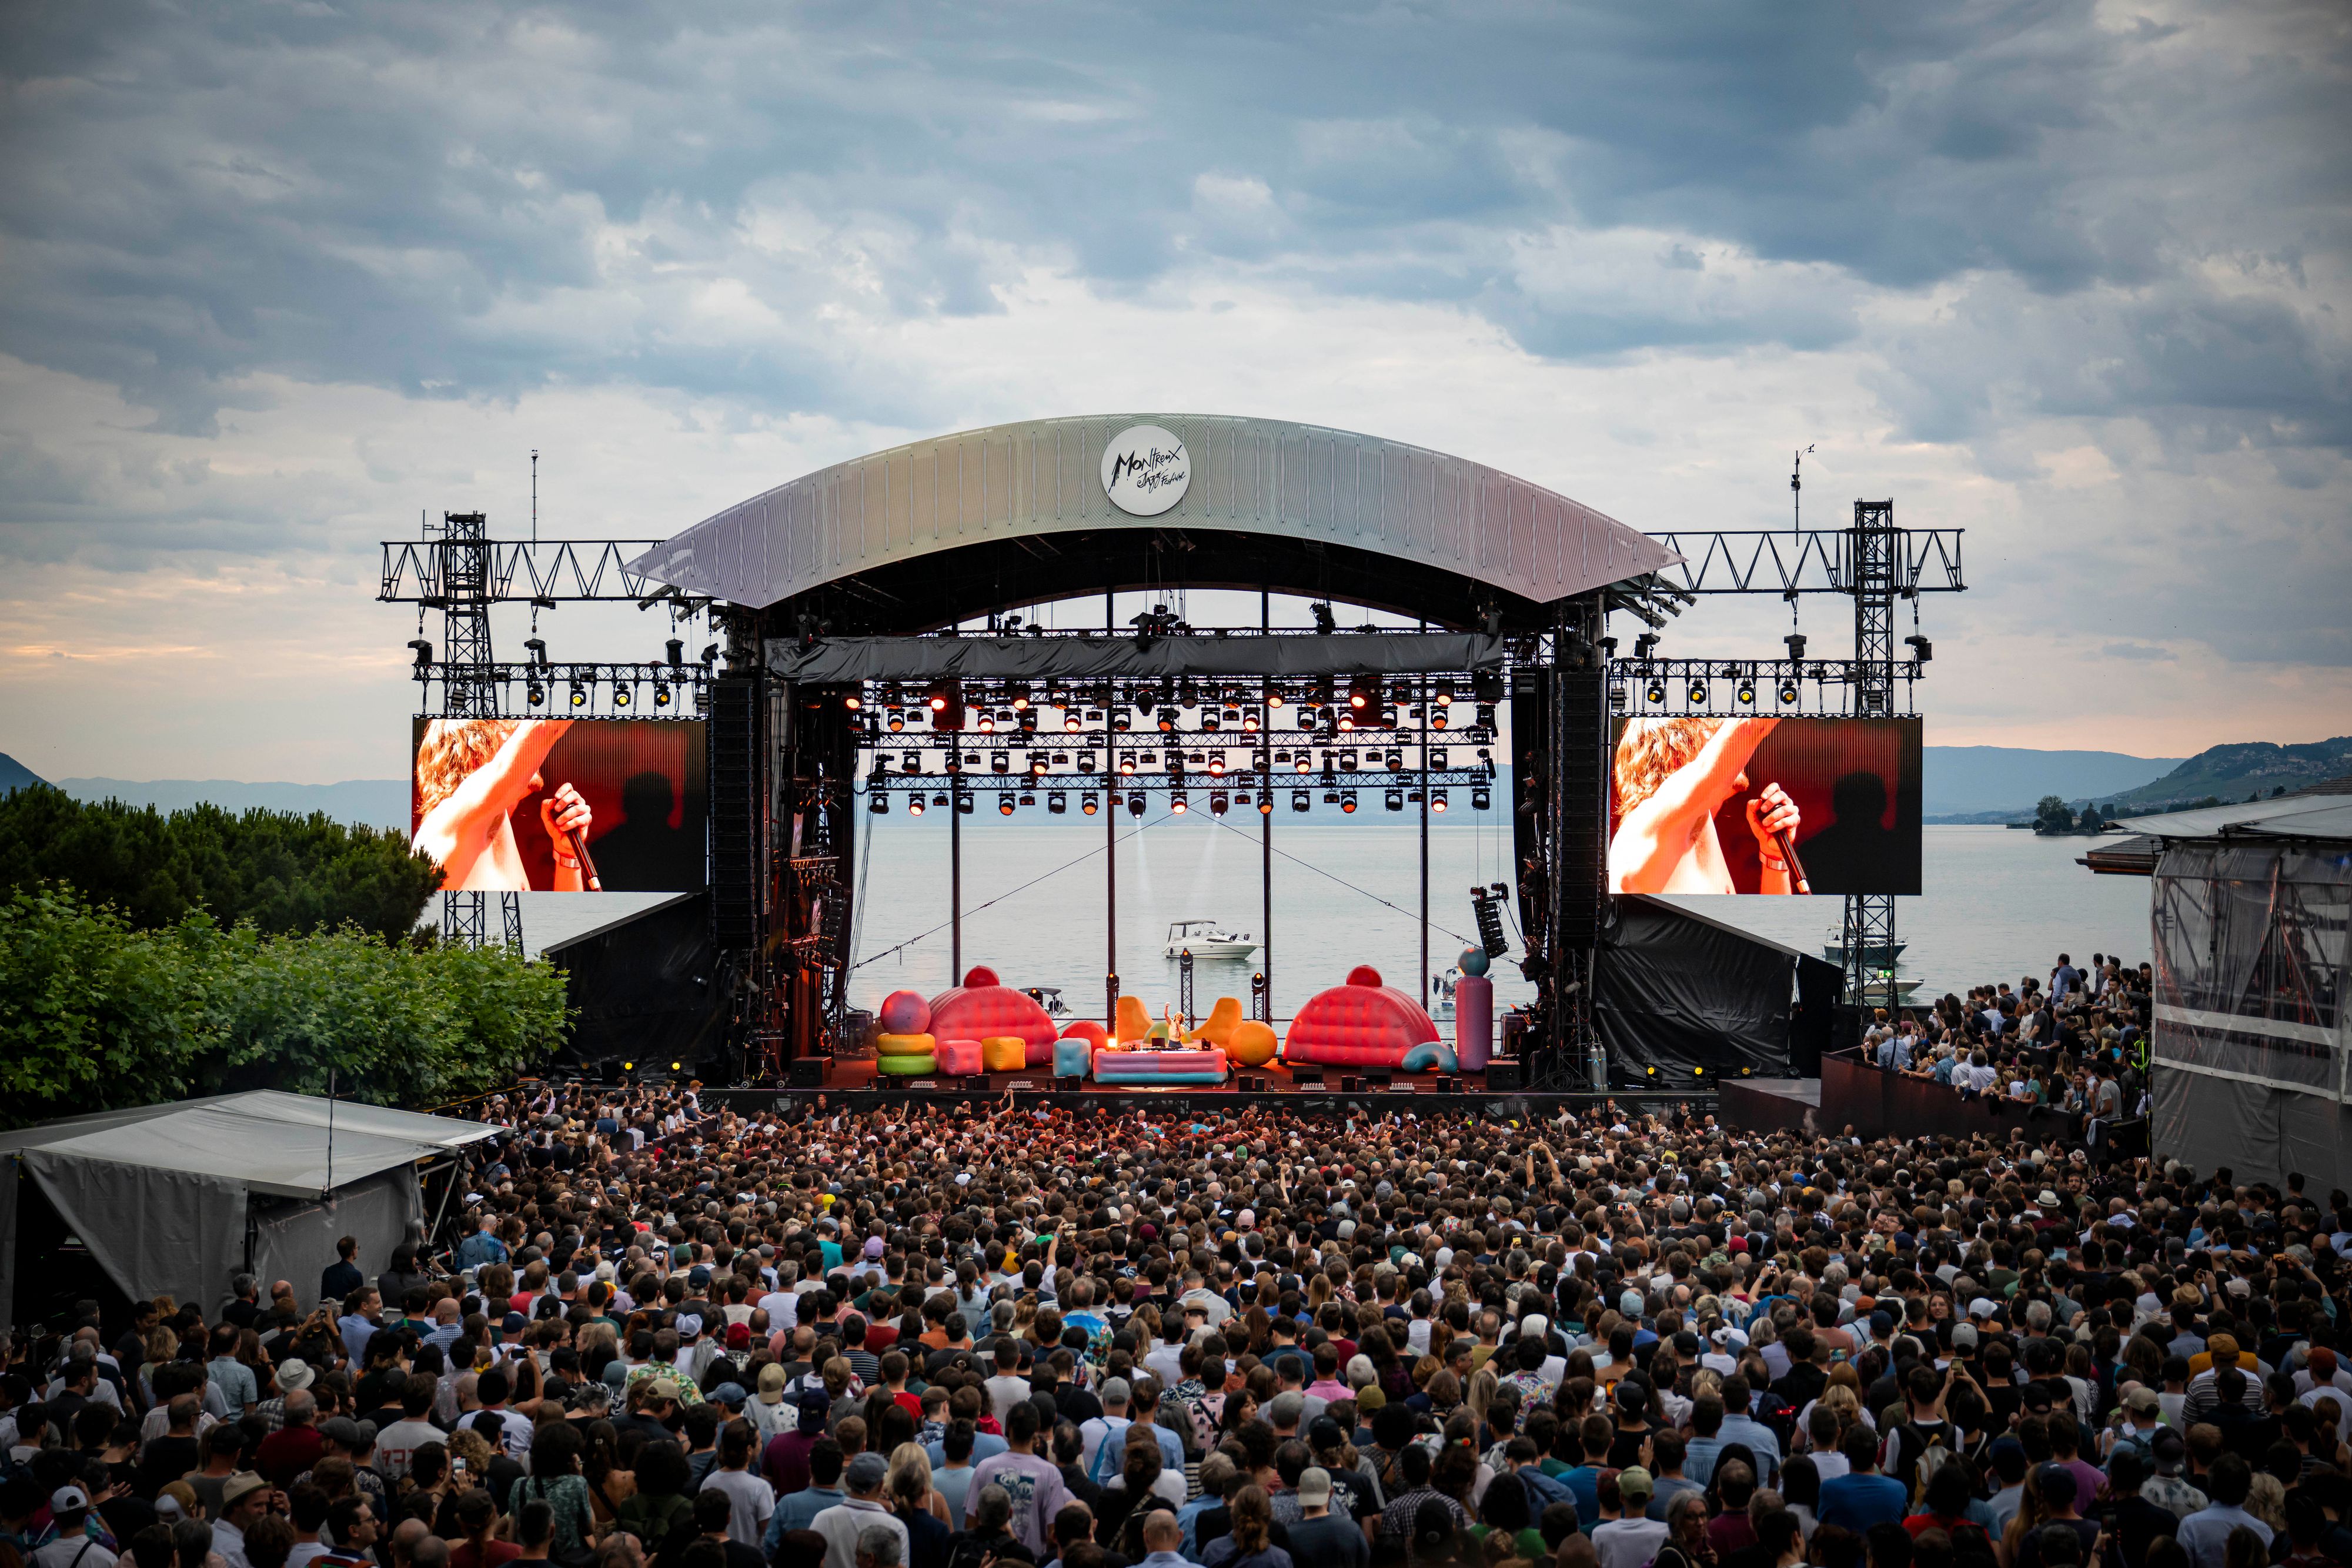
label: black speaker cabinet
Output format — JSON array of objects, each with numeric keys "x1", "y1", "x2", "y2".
[
  {"x1": 1292, "y1": 1067, "x2": 1325, "y2": 1088},
  {"x1": 786, "y1": 1058, "x2": 830, "y2": 1088},
  {"x1": 1341, "y1": 1075, "x2": 1365, "y2": 1094},
  {"x1": 1486, "y1": 1060, "x2": 1524, "y2": 1090},
  {"x1": 1365, "y1": 1069, "x2": 1393, "y2": 1089},
  {"x1": 1053, "y1": 1075, "x2": 1084, "y2": 1091}
]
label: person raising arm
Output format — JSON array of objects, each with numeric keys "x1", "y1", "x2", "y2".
[{"x1": 1608, "y1": 716, "x2": 1801, "y2": 895}]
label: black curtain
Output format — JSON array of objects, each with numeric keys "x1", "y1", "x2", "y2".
[
  {"x1": 1789, "y1": 955, "x2": 1845, "y2": 1075},
  {"x1": 547, "y1": 894, "x2": 733, "y2": 1069},
  {"x1": 1591, "y1": 897, "x2": 1796, "y2": 1083}
]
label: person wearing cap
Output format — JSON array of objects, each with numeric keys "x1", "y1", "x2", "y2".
[
  {"x1": 2107, "y1": 1383, "x2": 2166, "y2": 1476},
  {"x1": 810, "y1": 1451, "x2": 906, "y2": 1568},
  {"x1": 1588, "y1": 1469, "x2": 1665, "y2": 1568},
  {"x1": 1281, "y1": 1466, "x2": 1365, "y2": 1568},
  {"x1": 32, "y1": 1484, "x2": 117, "y2": 1568}
]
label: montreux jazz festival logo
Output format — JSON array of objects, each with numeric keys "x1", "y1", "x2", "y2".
[
  {"x1": 1108, "y1": 443, "x2": 1184, "y2": 493},
  {"x1": 1101, "y1": 424, "x2": 1190, "y2": 516}
]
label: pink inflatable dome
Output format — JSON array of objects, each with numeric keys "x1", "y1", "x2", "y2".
[
  {"x1": 1282, "y1": 965, "x2": 1442, "y2": 1068},
  {"x1": 927, "y1": 966, "x2": 1058, "y2": 1064}
]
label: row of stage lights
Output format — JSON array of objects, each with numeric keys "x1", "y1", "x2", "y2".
[
  {"x1": 868, "y1": 744, "x2": 1493, "y2": 780},
  {"x1": 873, "y1": 784, "x2": 1492, "y2": 817},
  {"x1": 1611, "y1": 631, "x2": 1932, "y2": 712},
  {"x1": 848, "y1": 670, "x2": 1504, "y2": 734}
]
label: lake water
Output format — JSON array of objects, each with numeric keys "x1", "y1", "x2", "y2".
[{"x1": 513, "y1": 820, "x2": 2154, "y2": 1025}]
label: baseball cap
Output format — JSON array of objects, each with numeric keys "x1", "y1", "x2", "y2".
[
  {"x1": 1952, "y1": 1323, "x2": 1979, "y2": 1350},
  {"x1": 1618, "y1": 1466, "x2": 1654, "y2": 1500},
  {"x1": 51, "y1": 1485, "x2": 90, "y2": 1514},
  {"x1": 758, "y1": 1363, "x2": 789, "y2": 1402},
  {"x1": 844, "y1": 1452, "x2": 889, "y2": 1490},
  {"x1": 645, "y1": 1378, "x2": 682, "y2": 1402},
  {"x1": 1101, "y1": 1378, "x2": 1132, "y2": 1406},
  {"x1": 712, "y1": 1382, "x2": 748, "y2": 1407},
  {"x1": 2124, "y1": 1385, "x2": 2160, "y2": 1414},
  {"x1": 1298, "y1": 1467, "x2": 1334, "y2": 1507}
]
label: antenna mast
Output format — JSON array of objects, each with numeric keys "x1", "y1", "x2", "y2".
[{"x1": 531, "y1": 449, "x2": 539, "y2": 544}]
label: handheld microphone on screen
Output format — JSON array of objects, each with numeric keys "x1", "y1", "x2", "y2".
[
  {"x1": 566, "y1": 827, "x2": 604, "y2": 892},
  {"x1": 1775, "y1": 828, "x2": 1811, "y2": 895}
]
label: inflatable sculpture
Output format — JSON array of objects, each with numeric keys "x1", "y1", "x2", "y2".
[
  {"x1": 1185, "y1": 997, "x2": 1243, "y2": 1048},
  {"x1": 875, "y1": 1033, "x2": 937, "y2": 1075},
  {"x1": 1282, "y1": 964, "x2": 1456, "y2": 1072},
  {"x1": 1092, "y1": 1046, "x2": 1227, "y2": 1085},
  {"x1": 927, "y1": 967, "x2": 1058, "y2": 1066},
  {"x1": 936, "y1": 1037, "x2": 983, "y2": 1075},
  {"x1": 1112, "y1": 995, "x2": 1154, "y2": 1045}
]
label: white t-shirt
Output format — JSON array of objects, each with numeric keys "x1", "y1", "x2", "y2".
[{"x1": 704, "y1": 1466, "x2": 777, "y2": 1547}]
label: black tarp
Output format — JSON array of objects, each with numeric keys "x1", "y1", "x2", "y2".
[
  {"x1": 544, "y1": 894, "x2": 733, "y2": 1069},
  {"x1": 1591, "y1": 896, "x2": 1805, "y2": 1083},
  {"x1": 766, "y1": 632, "x2": 1508, "y2": 682}
]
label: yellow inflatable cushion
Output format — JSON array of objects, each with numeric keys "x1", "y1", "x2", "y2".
[
  {"x1": 875, "y1": 1032, "x2": 936, "y2": 1055},
  {"x1": 1187, "y1": 997, "x2": 1244, "y2": 1047},
  {"x1": 1114, "y1": 995, "x2": 1153, "y2": 1044},
  {"x1": 1228, "y1": 1019, "x2": 1278, "y2": 1069},
  {"x1": 981, "y1": 1035, "x2": 1027, "y2": 1072}
]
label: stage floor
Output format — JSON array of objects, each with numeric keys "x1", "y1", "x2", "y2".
[{"x1": 813, "y1": 1058, "x2": 1504, "y2": 1096}]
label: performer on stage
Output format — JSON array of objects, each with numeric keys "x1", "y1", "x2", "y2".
[
  {"x1": 1608, "y1": 715, "x2": 1802, "y2": 894},
  {"x1": 412, "y1": 717, "x2": 596, "y2": 892}
]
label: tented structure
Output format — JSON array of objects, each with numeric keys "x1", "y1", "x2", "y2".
[
  {"x1": 2122, "y1": 788, "x2": 2352, "y2": 1188},
  {"x1": 0, "y1": 1092, "x2": 497, "y2": 1325},
  {"x1": 1592, "y1": 896, "x2": 1846, "y2": 1084}
]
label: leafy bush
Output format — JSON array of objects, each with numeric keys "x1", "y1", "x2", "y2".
[
  {"x1": 0, "y1": 885, "x2": 570, "y2": 1128},
  {"x1": 0, "y1": 785, "x2": 440, "y2": 941}
]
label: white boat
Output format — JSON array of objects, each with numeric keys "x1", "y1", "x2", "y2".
[{"x1": 1164, "y1": 920, "x2": 1257, "y2": 961}]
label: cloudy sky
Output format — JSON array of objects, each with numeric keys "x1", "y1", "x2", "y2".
[{"x1": 1, "y1": 0, "x2": 2346, "y2": 783}]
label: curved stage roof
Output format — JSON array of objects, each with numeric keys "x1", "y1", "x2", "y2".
[{"x1": 628, "y1": 413, "x2": 1676, "y2": 613}]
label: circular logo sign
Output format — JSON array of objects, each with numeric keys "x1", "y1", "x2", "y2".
[{"x1": 1101, "y1": 424, "x2": 1190, "y2": 517}]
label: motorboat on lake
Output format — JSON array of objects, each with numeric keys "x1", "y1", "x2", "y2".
[{"x1": 1164, "y1": 920, "x2": 1257, "y2": 961}]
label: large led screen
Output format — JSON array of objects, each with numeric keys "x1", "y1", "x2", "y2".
[
  {"x1": 411, "y1": 718, "x2": 707, "y2": 893},
  {"x1": 1608, "y1": 716, "x2": 1921, "y2": 895}
]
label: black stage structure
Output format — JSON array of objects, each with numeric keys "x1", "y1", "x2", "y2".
[{"x1": 382, "y1": 416, "x2": 1962, "y2": 1101}]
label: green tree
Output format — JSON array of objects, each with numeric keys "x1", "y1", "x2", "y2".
[
  {"x1": 0, "y1": 884, "x2": 569, "y2": 1128},
  {"x1": 2034, "y1": 794, "x2": 2074, "y2": 831},
  {"x1": 0, "y1": 785, "x2": 440, "y2": 941}
]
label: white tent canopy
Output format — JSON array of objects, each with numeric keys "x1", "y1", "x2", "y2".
[{"x1": 0, "y1": 1091, "x2": 498, "y2": 1323}]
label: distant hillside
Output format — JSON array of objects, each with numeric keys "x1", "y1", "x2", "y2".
[
  {"x1": 2101, "y1": 736, "x2": 2352, "y2": 810},
  {"x1": 0, "y1": 754, "x2": 47, "y2": 795},
  {"x1": 57, "y1": 777, "x2": 409, "y2": 832},
  {"x1": 1923, "y1": 745, "x2": 2180, "y2": 819}
]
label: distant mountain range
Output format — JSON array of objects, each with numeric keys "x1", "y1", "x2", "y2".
[
  {"x1": 1, "y1": 757, "x2": 409, "y2": 831},
  {"x1": 1922, "y1": 747, "x2": 2181, "y2": 820}
]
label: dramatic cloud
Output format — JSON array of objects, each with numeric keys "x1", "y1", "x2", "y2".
[{"x1": 0, "y1": 0, "x2": 2346, "y2": 777}]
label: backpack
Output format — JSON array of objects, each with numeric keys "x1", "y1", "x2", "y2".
[{"x1": 1893, "y1": 1420, "x2": 1953, "y2": 1502}]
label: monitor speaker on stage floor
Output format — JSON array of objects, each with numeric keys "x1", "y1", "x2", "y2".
[
  {"x1": 787, "y1": 1058, "x2": 828, "y2": 1087},
  {"x1": 1486, "y1": 1061, "x2": 1524, "y2": 1090}
]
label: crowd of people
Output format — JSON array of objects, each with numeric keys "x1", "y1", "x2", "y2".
[
  {"x1": 1856, "y1": 955, "x2": 2153, "y2": 1144},
  {"x1": 4, "y1": 1049, "x2": 2345, "y2": 1568}
]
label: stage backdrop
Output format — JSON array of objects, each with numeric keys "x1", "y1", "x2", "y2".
[
  {"x1": 410, "y1": 718, "x2": 707, "y2": 893},
  {"x1": 1608, "y1": 716, "x2": 1921, "y2": 895}
]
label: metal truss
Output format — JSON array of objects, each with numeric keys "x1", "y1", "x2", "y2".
[
  {"x1": 1606, "y1": 658, "x2": 1923, "y2": 718},
  {"x1": 1637, "y1": 526, "x2": 1965, "y2": 600},
  {"x1": 861, "y1": 768, "x2": 1496, "y2": 794},
  {"x1": 409, "y1": 661, "x2": 710, "y2": 719},
  {"x1": 381, "y1": 537, "x2": 703, "y2": 609}
]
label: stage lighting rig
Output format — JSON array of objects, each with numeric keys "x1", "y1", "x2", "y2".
[{"x1": 408, "y1": 639, "x2": 433, "y2": 675}]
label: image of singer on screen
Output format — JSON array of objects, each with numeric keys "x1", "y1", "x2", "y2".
[
  {"x1": 412, "y1": 717, "x2": 599, "y2": 892},
  {"x1": 1608, "y1": 716, "x2": 1802, "y2": 895}
]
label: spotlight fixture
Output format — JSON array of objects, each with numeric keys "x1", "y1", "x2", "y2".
[
  {"x1": 1688, "y1": 679, "x2": 1709, "y2": 704},
  {"x1": 407, "y1": 638, "x2": 433, "y2": 671},
  {"x1": 1018, "y1": 790, "x2": 1035, "y2": 807},
  {"x1": 1008, "y1": 682, "x2": 1030, "y2": 711},
  {"x1": 1266, "y1": 690, "x2": 1286, "y2": 709},
  {"x1": 1295, "y1": 754, "x2": 1313, "y2": 774},
  {"x1": 998, "y1": 793, "x2": 1016, "y2": 816},
  {"x1": 1127, "y1": 791, "x2": 1145, "y2": 816},
  {"x1": 955, "y1": 792, "x2": 974, "y2": 814},
  {"x1": 1778, "y1": 679, "x2": 1801, "y2": 706},
  {"x1": 1646, "y1": 681, "x2": 1666, "y2": 705},
  {"x1": 1431, "y1": 789, "x2": 1449, "y2": 813},
  {"x1": 1257, "y1": 791, "x2": 1274, "y2": 814},
  {"x1": 1292, "y1": 788, "x2": 1311, "y2": 813},
  {"x1": 523, "y1": 636, "x2": 547, "y2": 667},
  {"x1": 990, "y1": 751, "x2": 1010, "y2": 774},
  {"x1": 527, "y1": 683, "x2": 546, "y2": 707},
  {"x1": 1157, "y1": 707, "x2": 1177, "y2": 732},
  {"x1": 1905, "y1": 633, "x2": 1933, "y2": 663},
  {"x1": 1210, "y1": 791, "x2": 1230, "y2": 817},
  {"x1": 900, "y1": 755, "x2": 921, "y2": 774},
  {"x1": 1340, "y1": 790, "x2": 1358, "y2": 814},
  {"x1": 974, "y1": 712, "x2": 995, "y2": 733},
  {"x1": 653, "y1": 684, "x2": 672, "y2": 707},
  {"x1": 1113, "y1": 711, "x2": 1132, "y2": 732},
  {"x1": 1471, "y1": 785, "x2": 1491, "y2": 811},
  {"x1": 1475, "y1": 702, "x2": 1495, "y2": 728},
  {"x1": 569, "y1": 683, "x2": 587, "y2": 709},
  {"x1": 1736, "y1": 677, "x2": 1755, "y2": 706},
  {"x1": 1170, "y1": 790, "x2": 1189, "y2": 814},
  {"x1": 907, "y1": 795, "x2": 926, "y2": 817},
  {"x1": 868, "y1": 792, "x2": 888, "y2": 815},
  {"x1": 1065, "y1": 712, "x2": 1083, "y2": 733},
  {"x1": 844, "y1": 690, "x2": 863, "y2": 710},
  {"x1": 1081, "y1": 791, "x2": 1100, "y2": 815},
  {"x1": 1384, "y1": 788, "x2": 1404, "y2": 813},
  {"x1": 886, "y1": 708, "x2": 906, "y2": 731},
  {"x1": 613, "y1": 686, "x2": 630, "y2": 707}
]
